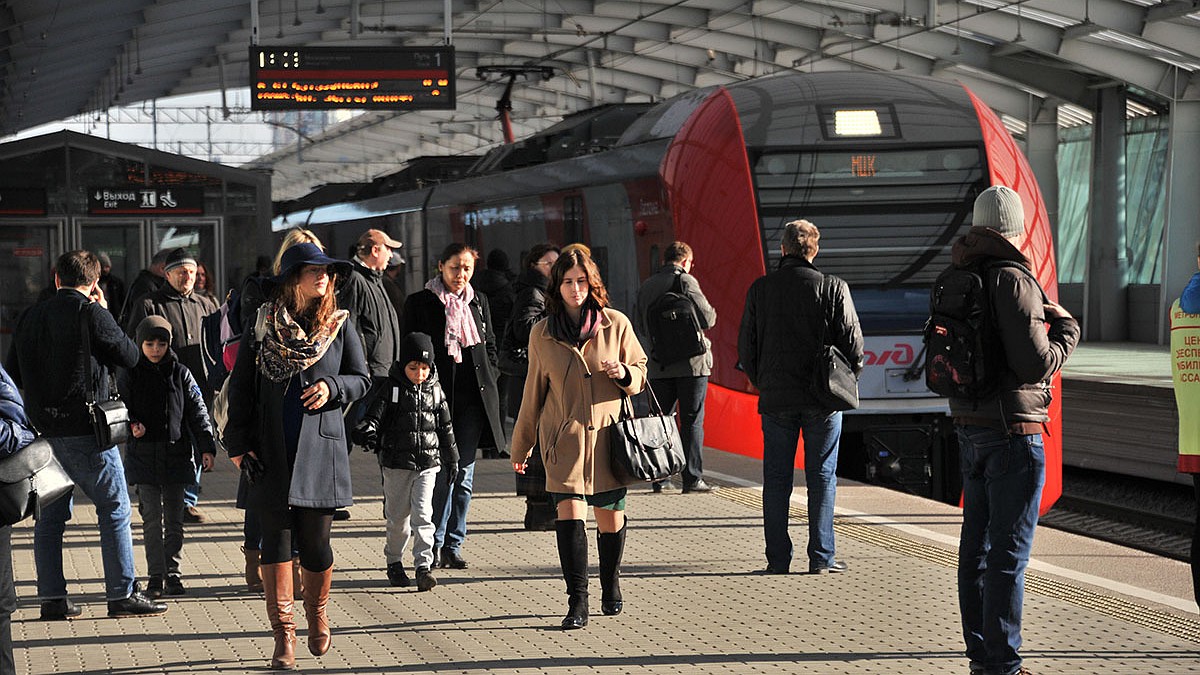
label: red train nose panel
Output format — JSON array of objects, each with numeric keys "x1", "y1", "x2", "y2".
[
  {"x1": 968, "y1": 89, "x2": 1062, "y2": 515},
  {"x1": 660, "y1": 87, "x2": 767, "y2": 459}
]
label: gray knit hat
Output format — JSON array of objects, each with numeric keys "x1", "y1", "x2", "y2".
[{"x1": 972, "y1": 185, "x2": 1024, "y2": 239}]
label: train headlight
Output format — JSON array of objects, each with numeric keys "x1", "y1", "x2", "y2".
[{"x1": 833, "y1": 109, "x2": 882, "y2": 136}]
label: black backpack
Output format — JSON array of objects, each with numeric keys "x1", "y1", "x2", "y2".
[
  {"x1": 924, "y1": 260, "x2": 1042, "y2": 401},
  {"x1": 644, "y1": 271, "x2": 706, "y2": 365}
]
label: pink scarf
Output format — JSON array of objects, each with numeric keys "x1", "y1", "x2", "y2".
[{"x1": 425, "y1": 277, "x2": 481, "y2": 363}]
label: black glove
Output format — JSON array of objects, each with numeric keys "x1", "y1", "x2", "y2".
[
  {"x1": 241, "y1": 454, "x2": 265, "y2": 485},
  {"x1": 443, "y1": 462, "x2": 458, "y2": 486},
  {"x1": 352, "y1": 419, "x2": 378, "y2": 450}
]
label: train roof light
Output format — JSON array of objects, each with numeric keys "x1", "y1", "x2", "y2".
[{"x1": 833, "y1": 109, "x2": 882, "y2": 136}]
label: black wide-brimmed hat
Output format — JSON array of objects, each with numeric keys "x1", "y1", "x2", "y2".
[{"x1": 274, "y1": 242, "x2": 352, "y2": 282}]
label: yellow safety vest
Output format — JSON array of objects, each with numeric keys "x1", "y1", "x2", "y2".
[{"x1": 1171, "y1": 299, "x2": 1200, "y2": 473}]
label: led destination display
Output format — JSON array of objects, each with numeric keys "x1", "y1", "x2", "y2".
[{"x1": 250, "y1": 46, "x2": 455, "y2": 111}]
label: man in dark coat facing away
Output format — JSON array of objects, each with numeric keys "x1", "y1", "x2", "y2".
[{"x1": 5, "y1": 250, "x2": 167, "y2": 620}]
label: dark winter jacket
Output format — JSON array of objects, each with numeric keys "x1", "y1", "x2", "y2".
[
  {"x1": 125, "y1": 285, "x2": 219, "y2": 397},
  {"x1": 100, "y1": 271, "x2": 127, "y2": 318},
  {"x1": 224, "y1": 316, "x2": 370, "y2": 511},
  {"x1": 635, "y1": 263, "x2": 718, "y2": 378},
  {"x1": 120, "y1": 269, "x2": 164, "y2": 324},
  {"x1": 363, "y1": 364, "x2": 459, "y2": 471},
  {"x1": 337, "y1": 260, "x2": 401, "y2": 378},
  {"x1": 117, "y1": 350, "x2": 216, "y2": 485},
  {"x1": 947, "y1": 227, "x2": 1080, "y2": 432},
  {"x1": 401, "y1": 288, "x2": 505, "y2": 463},
  {"x1": 499, "y1": 268, "x2": 550, "y2": 377},
  {"x1": 738, "y1": 255, "x2": 864, "y2": 415},
  {"x1": 472, "y1": 268, "x2": 516, "y2": 341},
  {"x1": 0, "y1": 364, "x2": 35, "y2": 458},
  {"x1": 5, "y1": 289, "x2": 140, "y2": 438}
]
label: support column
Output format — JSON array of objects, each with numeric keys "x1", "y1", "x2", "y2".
[
  {"x1": 1085, "y1": 86, "x2": 1128, "y2": 341},
  {"x1": 1160, "y1": 98, "x2": 1200, "y2": 343},
  {"x1": 1027, "y1": 102, "x2": 1060, "y2": 253}
]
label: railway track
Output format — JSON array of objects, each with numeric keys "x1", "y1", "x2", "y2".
[{"x1": 1039, "y1": 472, "x2": 1194, "y2": 562}]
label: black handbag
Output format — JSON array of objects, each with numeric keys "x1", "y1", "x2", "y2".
[
  {"x1": 0, "y1": 439, "x2": 75, "y2": 526},
  {"x1": 812, "y1": 277, "x2": 860, "y2": 411},
  {"x1": 609, "y1": 383, "x2": 686, "y2": 483},
  {"x1": 80, "y1": 309, "x2": 130, "y2": 448}
]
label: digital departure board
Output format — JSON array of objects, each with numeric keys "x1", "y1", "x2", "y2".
[{"x1": 250, "y1": 46, "x2": 455, "y2": 111}]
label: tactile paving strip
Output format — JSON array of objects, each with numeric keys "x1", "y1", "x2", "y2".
[{"x1": 713, "y1": 485, "x2": 1200, "y2": 644}]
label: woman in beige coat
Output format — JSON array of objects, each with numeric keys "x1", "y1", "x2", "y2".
[{"x1": 511, "y1": 247, "x2": 647, "y2": 630}]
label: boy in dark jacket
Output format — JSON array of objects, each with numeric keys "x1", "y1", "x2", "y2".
[
  {"x1": 118, "y1": 316, "x2": 216, "y2": 598},
  {"x1": 353, "y1": 332, "x2": 458, "y2": 591}
]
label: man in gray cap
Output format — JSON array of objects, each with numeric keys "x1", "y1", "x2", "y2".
[
  {"x1": 125, "y1": 247, "x2": 218, "y2": 523},
  {"x1": 943, "y1": 185, "x2": 1079, "y2": 675}
]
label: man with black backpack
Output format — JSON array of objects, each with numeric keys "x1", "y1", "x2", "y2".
[
  {"x1": 635, "y1": 242, "x2": 717, "y2": 493},
  {"x1": 931, "y1": 185, "x2": 1078, "y2": 675}
]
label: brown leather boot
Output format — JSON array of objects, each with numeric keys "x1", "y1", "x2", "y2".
[
  {"x1": 242, "y1": 546, "x2": 263, "y2": 593},
  {"x1": 301, "y1": 566, "x2": 333, "y2": 656},
  {"x1": 292, "y1": 557, "x2": 303, "y2": 600},
  {"x1": 260, "y1": 562, "x2": 296, "y2": 670}
]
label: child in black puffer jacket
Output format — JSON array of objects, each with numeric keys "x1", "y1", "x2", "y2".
[
  {"x1": 353, "y1": 332, "x2": 458, "y2": 591},
  {"x1": 117, "y1": 316, "x2": 216, "y2": 599}
]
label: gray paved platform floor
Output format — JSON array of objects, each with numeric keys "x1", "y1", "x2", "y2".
[{"x1": 9, "y1": 448, "x2": 1200, "y2": 674}]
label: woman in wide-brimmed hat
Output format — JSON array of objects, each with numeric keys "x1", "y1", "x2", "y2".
[{"x1": 224, "y1": 242, "x2": 369, "y2": 670}]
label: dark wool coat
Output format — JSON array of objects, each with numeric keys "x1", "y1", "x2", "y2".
[
  {"x1": 0, "y1": 365, "x2": 35, "y2": 458},
  {"x1": 510, "y1": 309, "x2": 648, "y2": 495},
  {"x1": 5, "y1": 289, "x2": 140, "y2": 438},
  {"x1": 738, "y1": 255, "x2": 865, "y2": 415},
  {"x1": 338, "y1": 262, "x2": 402, "y2": 378},
  {"x1": 223, "y1": 317, "x2": 370, "y2": 511},
  {"x1": 947, "y1": 227, "x2": 1080, "y2": 431},
  {"x1": 117, "y1": 350, "x2": 216, "y2": 485},
  {"x1": 472, "y1": 268, "x2": 516, "y2": 340},
  {"x1": 119, "y1": 269, "x2": 164, "y2": 324},
  {"x1": 364, "y1": 364, "x2": 459, "y2": 471},
  {"x1": 401, "y1": 289, "x2": 505, "y2": 464},
  {"x1": 125, "y1": 285, "x2": 219, "y2": 397}
]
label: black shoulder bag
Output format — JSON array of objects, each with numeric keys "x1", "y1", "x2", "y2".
[
  {"x1": 0, "y1": 438, "x2": 75, "y2": 525},
  {"x1": 609, "y1": 381, "x2": 686, "y2": 484},
  {"x1": 80, "y1": 308, "x2": 130, "y2": 448},
  {"x1": 811, "y1": 277, "x2": 860, "y2": 411}
]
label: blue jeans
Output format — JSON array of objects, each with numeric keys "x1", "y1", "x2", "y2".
[
  {"x1": 433, "y1": 404, "x2": 485, "y2": 552},
  {"x1": 956, "y1": 426, "x2": 1045, "y2": 675},
  {"x1": 650, "y1": 376, "x2": 708, "y2": 487},
  {"x1": 761, "y1": 410, "x2": 842, "y2": 572},
  {"x1": 34, "y1": 436, "x2": 137, "y2": 601}
]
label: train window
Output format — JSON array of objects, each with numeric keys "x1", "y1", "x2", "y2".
[
  {"x1": 648, "y1": 245, "x2": 660, "y2": 274},
  {"x1": 751, "y1": 145, "x2": 986, "y2": 334},
  {"x1": 563, "y1": 196, "x2": 584, "y2": 244}
]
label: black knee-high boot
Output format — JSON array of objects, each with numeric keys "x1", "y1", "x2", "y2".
[
  {"x1": 597, "y1": 521, "x2": 626, "y2": 616},
  {"x1": 555, "y1": 519, "x2": 588, "y2": 629}
]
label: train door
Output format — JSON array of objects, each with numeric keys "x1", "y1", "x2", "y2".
[
  {"x1": 151, "y1": 218, "x2": 223, "y2": 295},
  {"x1": 76, "y1": 219, "x2": 145, "y2": 300},
  {"x1": 0, "y1": 219, "x2": 65, "y2": 358},
  {"x1": 583, "y1": 184, "x2": 638, "y2": 313}
]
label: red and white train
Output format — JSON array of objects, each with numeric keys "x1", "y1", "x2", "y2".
[{"x1": 279, "y1": 71, "x2": 1063, "y2": 512}]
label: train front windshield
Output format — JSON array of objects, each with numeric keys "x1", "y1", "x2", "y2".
[{"x1": 752, "y1": 146, "x2": 986, "y2": 334}]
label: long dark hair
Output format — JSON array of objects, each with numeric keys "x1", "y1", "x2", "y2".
[{"x1": 545, "y1": 248, "x2": 609, "y2": 315}]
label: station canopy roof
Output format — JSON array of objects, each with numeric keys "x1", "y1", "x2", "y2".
[{"x1": 3, "y1": 0, "x2": 1199, "y2": 201}]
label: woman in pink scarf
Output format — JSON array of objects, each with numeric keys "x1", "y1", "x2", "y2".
[{"x1": 401, "y1": 243, "x2": 505, "y2": 570}]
